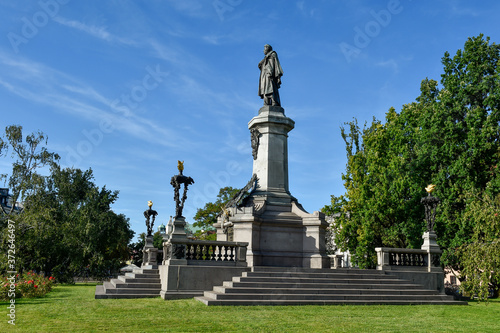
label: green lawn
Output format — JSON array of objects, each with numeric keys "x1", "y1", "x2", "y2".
[{"x1": 1, "y1": 284, "x2": 499, "y2": 332}]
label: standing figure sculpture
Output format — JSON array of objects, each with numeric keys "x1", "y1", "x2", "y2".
[{"x1": 258, "y1": 44, "x2": 283, "y2": 106}]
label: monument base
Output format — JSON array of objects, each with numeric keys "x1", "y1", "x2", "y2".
[
  {"x1": 215, "y1": 198, "x2": 330, "y2": 268},
  {"x1": 159, "y1": 264, "x2": 250, "y2": 299}
]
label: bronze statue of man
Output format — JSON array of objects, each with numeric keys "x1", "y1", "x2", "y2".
[{"x1": 258, "y1": 44, "x2": 283, "y2": 106}]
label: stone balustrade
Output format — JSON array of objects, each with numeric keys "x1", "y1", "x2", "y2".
[
  {"x1": 163, "y1": 239, "x2": 248, "y2": 266},
  {"x1": 375, "y1": 247, "x2": 442, "y2": 272}
]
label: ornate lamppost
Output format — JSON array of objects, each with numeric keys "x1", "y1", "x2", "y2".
[
  {"x1": 420, "y1": 184, "x2": 441, "y2": 255},
  {"x1": 163, "y1": 162, "x2": 195, "y2": 264},
  {"x1": 142, "y1": 201, "x2": 158, "y2": 267},
  {"x1": 144, "y1": 200, "x2": 158, "y2": 237},
  {"x1": 170, "y1": 160, "x2": 194, "y2": 218},
  {"x1": 421, "y1": 184, "x2": 440, "y2": 232}
]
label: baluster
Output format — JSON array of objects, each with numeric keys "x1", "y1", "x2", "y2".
[
  {"x1": 201, "y1": 245, "x2": 207, "y2": 260},
  {"x1": 217, "y1": 245, "x2": 223, "y2": 261},
  {"x1": 210, "y1": 245, "x2": 216, "y2": 260},
  {"x1": 189, "y1": 244, "x2": 195, "y2": 260},
  {"x1": 195, "y1": 245, "x2": 200, "y2": 260},
  {"x1": 229, "y1": 246, "x2": 234, "y2": 261}
]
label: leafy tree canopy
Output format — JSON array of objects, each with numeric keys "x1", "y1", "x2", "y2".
[
  {"x1": 2, "y1": 165, "x2": 135, "y2": 282},
  {"x1": 0, "y1": 126, "x2": 133, "y2": 282},
  {"x1": 193, "y1": 187, "x2": 239, "y2": 240},
  {"x1": 324, "y1": 34, "x2": 500, "y2": 293},
  {"x1": 0, "y1": 125, "x2": 60, "y2": 215}
]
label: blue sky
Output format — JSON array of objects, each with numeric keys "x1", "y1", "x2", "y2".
[{"x1": 1, "y1": 0, "x2": 499, "y2": 239}]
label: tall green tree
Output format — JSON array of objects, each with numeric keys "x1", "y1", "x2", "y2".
[
  {"x1": 1, "y1": 166, "x2": 134, "y2": 282},
  {"x1": 193, "y1": 187, "x2": 239, "y2": 240},
  {"x1": 325, "y1": 34, "x2": 500, "y2": 281},
  {"x1": 0, "y1": 125, "x2": 60, "y2": 215},
  {"x1": 458, "y1": 190, "x2": 500, "y2": 299}
]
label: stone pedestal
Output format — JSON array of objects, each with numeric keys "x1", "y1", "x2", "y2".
[
  {"x1": 421, "y1": 231, "x2": 440, "y2": 252},
  {"x1": 142, "y1": 235, "x2": 158, "y2": 267},
  {"x1": 421, "y1": 231, "x2": 443, "y2": 273},
  {"x1": 169, "y1": 216, "x2": 189, "y2": 240},
  {"x1": 163, "y1": 216, "x2": 189, "y2": 266},
  {"x1": 215, "y1": 105, "x2": 330, "y2": 268},
  {"x1": 249, "y1": 105, "x2": 295, "y2": 204}
]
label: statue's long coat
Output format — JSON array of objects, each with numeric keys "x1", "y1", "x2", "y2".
[{"x1": 258, "y1": 51, "x2": 283, "y2": 102}]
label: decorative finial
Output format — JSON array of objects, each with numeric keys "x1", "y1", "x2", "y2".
[
  {"x1": 148, "y1": 200, "x2": 153, "y2": 208},
  {"x1": 177, "y1": 160, "x2": 184, "y2": 174},
  {"x1": 425, "y1": 184, "x2": 436, "y2": 194}
]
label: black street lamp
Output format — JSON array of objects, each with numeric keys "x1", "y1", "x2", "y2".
[{"x1": 144, "y1": 200, "x2": 158, "y2": 237}]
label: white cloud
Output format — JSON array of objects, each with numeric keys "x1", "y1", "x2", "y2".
[
  {"x1": 376, "y1": 59, "x2": 399, "y2": 73},
  {"x1": 165, "y1": 0, "x2": 209, "y2": 18},
  {"x1": 0, "y1": 52, "x2": 183, "y2": 148},
  {"x1": 53, "y1": 17, "x2": 137, "y2": 46}
]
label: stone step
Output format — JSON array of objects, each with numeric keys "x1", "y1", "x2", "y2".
[
  {"x1": 242, "y1": 271, "x2": 400, "y2": 280},
  {"x1": 212, "y1": 286, "x2": 440, "y2": 295},
  {"x1": 95, "y1": 268, "x2": 161, "y2": 299},
  {"x1": 133, "y1": 268, "x2": 159, "y2": 273},
  {"x1": 197, "y1": 266, "x2": 467, "y2": 306},
  {"x1": 251, "y1": 266, "x2": 382, "y2": 275},
  {"x1": 111, "y1": 279, "x2": 161, "y2": 289},
  {"x1": 233, "y1": 276, "x2": 410, "y2": 285},
  {"x1": 125, "y1": 272, "x2": 160, "y2": 279},
  {"x1": 195, "y1": 297, "x2": 467, "y2": 306},
  {"x1": 203, "y1": 291, "x2": 453, "y2": 301},
  {"x1": 96, "y1": 292, "x2": 160, "y2": 299},
  {"x1": 117, "y1": 276, "x2": 160, "y2": 284},
  {"x1": 223, "y1": 281, "x2": 424, "y2": 289}
]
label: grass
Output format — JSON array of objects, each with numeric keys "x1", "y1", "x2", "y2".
[{"x1": 1, "y1": 284, "x2": 499, "y2": 332}]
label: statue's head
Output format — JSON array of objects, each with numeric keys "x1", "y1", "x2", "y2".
[{"x1": 264, "y1": 44, "x2": 272, "y2": 54}]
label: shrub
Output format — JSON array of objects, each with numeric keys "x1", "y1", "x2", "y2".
[{"x1": 1, "y1": 271, "x2": 56, "y2": 301}]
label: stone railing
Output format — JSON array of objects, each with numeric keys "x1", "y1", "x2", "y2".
[
  {"x1": 375, "y1": 247, "x2": 442, "y2": 272},
  {"x1": 163, "y1": 239, "x2": 248, "y2": 267}
]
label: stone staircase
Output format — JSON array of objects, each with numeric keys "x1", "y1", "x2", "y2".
[
  {"x1": 195, "y1": 266, "x2": 467, "y2": 305},
  {"x1": 95, "y1": 267, "x2": 161, "y2": 299}
]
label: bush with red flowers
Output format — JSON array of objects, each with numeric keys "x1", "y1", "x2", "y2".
[{"x1": 1, "y1": 271, "x2": 56, "y2": 301}]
